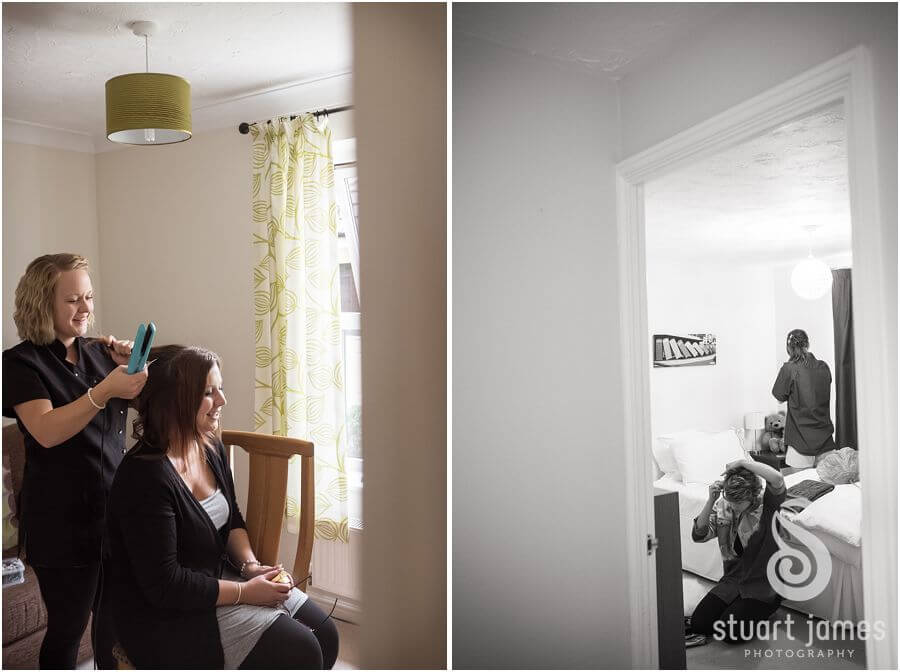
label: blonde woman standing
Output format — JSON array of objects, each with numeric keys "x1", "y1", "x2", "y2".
[{"x1": 2, "y1": 253, "x2": 148, "y2": 669}]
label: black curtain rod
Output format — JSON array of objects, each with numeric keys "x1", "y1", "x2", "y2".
[{"x1": 238, "y1": 105, "x2": 354, "y2": 134}]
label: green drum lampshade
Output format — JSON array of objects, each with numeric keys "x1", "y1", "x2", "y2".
[{"x1": 105, "y1": 73, "x2": 192, "y2": 145}]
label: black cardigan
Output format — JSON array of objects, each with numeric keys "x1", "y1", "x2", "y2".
[{"x1": 106, "y1": 438, "x2": 246, "y2": 668}]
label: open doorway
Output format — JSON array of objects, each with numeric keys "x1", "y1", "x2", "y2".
[
  {"x1": 644, "y1": 101, "x2": 864, "y2": 669},
  {"x1": 616, "y1": 47, "x2": 895, "y2": 670}
]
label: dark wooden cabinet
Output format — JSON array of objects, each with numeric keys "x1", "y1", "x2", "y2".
[{"x1": 654, "y1": 490, "x2": 686, "y2": 670}]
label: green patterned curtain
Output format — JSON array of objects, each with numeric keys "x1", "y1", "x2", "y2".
[{"x1": 250, "y1": 115, "x2": 348, "y2": 542}]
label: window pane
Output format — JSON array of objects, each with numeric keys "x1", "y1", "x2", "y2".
[
  {"x1": 340, "y1": 263, "x2": 361, "y2": 312},
  {"x1": 343, "y1": 328, "x2": 362, "y2": 458}
]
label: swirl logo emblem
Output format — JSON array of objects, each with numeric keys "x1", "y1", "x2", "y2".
[{"x1": 766, "y1": 497, "x2": 832, "y2": 601}]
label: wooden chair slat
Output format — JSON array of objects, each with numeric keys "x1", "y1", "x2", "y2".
[{"x1": 222, "y1": 430, "x2": 316, "y2": 591}]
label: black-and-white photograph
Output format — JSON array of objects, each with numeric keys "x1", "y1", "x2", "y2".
[
  {"x1": 454, "y1": 3, "x2": 895, "y2": 671},
  {"x1": 653, "y1": 333, "x2": 717, "y2": 367}
]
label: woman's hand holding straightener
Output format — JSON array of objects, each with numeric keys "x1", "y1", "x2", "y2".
[
  {"x1": 100, "y1": 335, "x2": 135, "y2": 366},
  {"x1": 91, "y1": 324, "x2": 155, "y2": 405},
  {"x1": 91, "y1": 365, "x2": 149, "y2": 406}
]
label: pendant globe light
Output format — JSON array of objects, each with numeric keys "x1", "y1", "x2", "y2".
[
  {"x1": 790, "y1": 224, "x2": 833, "y2": 300},
  {"x1": 105, "y1": 21, "x2": 191, "y2": 145}
]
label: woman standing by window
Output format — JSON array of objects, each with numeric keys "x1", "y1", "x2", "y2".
[
  {"x1": 2, "y1": 253, "x2": 148, "y2": 668},
  {"x1": 772, "y1": 329, "x2": 837, "y2": 468}
]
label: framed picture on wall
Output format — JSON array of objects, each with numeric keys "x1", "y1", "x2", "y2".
[{"x1": 653, "y1": 333, "x2": 716, "y2": 367}]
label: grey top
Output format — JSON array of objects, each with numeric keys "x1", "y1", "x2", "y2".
[
  {"x1": 198, "y1": 488, "x2": 230, "y2": 529},
  {"x1": 199, "y1": 489, "x2": 309, "y2": 668}
]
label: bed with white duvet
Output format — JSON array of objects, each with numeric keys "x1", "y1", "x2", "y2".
[{"x1": 651, "y1": 429, "x2": 863, "y2": 623}]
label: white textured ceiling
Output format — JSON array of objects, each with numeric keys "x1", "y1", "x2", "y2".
[
  {"x1": 645, "y1": 105, "x2": 852, "y2": 264},
  {"x1": 2, "y1": 3, "x2": 352, "y2": 146},
  {"x1": 453, "y1": 3, "x2": 731, "y2": 78}
]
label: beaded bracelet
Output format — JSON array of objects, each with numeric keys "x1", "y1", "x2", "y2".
[
  {"x1": 87, "y1": 387, "x2": 106, "y2": 410},
  {"x1": 240, "y1": 559, "x2": 259, "y2": 578}
]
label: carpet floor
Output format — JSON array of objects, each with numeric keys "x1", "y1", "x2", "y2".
[{"x1": 683, "y1": 573, "x2": 866, "y2": 670}]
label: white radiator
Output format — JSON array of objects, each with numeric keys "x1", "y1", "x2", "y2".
[
  {"x1": 279, "y1": 525, "x2": 362, "y2": 623},
  {"x1": 311, "y1": 529, "x2": 361, "y2": 599},
  {"x1": 308, "y1": 529, "x2": 362, "y2": 623}
]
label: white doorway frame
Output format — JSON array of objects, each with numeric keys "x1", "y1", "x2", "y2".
[{"x1": 616, "y1": 46, "x2": 895, "y2": 669}]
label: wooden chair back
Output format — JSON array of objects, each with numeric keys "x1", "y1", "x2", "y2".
[{"x1": 221, "y1": 430, "x2": 315, "y2": 591}]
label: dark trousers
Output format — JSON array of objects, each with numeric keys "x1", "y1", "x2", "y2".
[
  {"x1": 32, "y1": 563, "x2": 117, "y2": 669},
  {"x1": 691, "y1": 591, "x2": 779, "y2": 643},
  {"x1": 240, "y1": 600, "x2": 340, "y2": 669}
]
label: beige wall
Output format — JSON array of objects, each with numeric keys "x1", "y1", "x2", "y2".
[
  {"x1": 354, "y1": 4, "x2": 447, "y2": 669},
  {"x1": 452, "y1": 28, "x2": 630, "y2": 669},
  {"x1": 2, "y1": 142, "x2": 102, "y2": 350},
  {"x1": 647, "y1": 261, "x2": 778, "y2": 442},
  {"x1": 95, "y1": 126, "x2": 257, "y2": 505},
  {"x1": 93, "y1": 117, "x2": 354, "y2": 515}
]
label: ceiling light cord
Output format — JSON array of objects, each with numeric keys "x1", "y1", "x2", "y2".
[
  {"x1": 803, "y1": 223, "x2": 818, "y2": 258},
  {"x1": 791, "y1": 223, "x2": 832, "y2": 300}
]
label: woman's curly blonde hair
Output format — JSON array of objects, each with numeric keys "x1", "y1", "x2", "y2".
[{"x1": 13, "y1": 253, "x2": 93, "y2": 345}]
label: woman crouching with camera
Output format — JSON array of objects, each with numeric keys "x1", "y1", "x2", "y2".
[{"x1": 689, "y1": 458, "x2": 786, "y2": 644}]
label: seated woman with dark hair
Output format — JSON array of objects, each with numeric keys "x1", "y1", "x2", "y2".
[
  {"x1": 688, "y1": 459, "x2": 786, "y2": 644},
  {"x1": 106, "y1": 345, "x2": 338, "y2": 669}
]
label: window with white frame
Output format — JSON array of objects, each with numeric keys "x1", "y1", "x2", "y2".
[{"x1": 335, "y1": 162, "x2": 363, "y2": 530}]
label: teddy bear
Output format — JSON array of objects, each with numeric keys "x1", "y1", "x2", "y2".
[{"x1": 759, "y1": 412, "x2": 786, "y2": 454}]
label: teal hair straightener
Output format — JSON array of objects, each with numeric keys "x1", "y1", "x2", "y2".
[{"x1": 127, "y1": 322, "x2": 156, "y2": 373}]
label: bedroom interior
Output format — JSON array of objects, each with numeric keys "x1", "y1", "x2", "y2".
[
  {"x1": 644, "y1": 101, "x2": 865, "y2": 669},
  {"x1": 612, "y1": 26, "x2": 895, "y2": 666},
  {"x1": 453, "y1": 3, "x2": 894, "y2": 669},
  {"x1": 2, "y1": 3, "x2": 446, "y2": 669}
]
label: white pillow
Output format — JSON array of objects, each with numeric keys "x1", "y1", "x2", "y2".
[
  {"x1": 672, "y1": 429, "x2": 745, "y2": 486},
  {"x1": 653, "y1": 430, "x2": 708, "y2": 480},
  {"x1": 651, "y1": 438, "x2": 680, "y2": 479},
  {"x1": 793, "y1": 483, "x2": 861, "y2": 547}
]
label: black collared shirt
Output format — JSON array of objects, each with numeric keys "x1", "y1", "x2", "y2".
[
  {"x1": 772, "y1": 353, "x2": 837, "y2": 457},
  {"x1": 3, "y1": 337, "x2": 128, "y2": 567}
]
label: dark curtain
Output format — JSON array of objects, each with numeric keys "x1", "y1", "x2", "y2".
[{"x1": 831, "y1": 268, "x2": 857, "y2": 449}]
